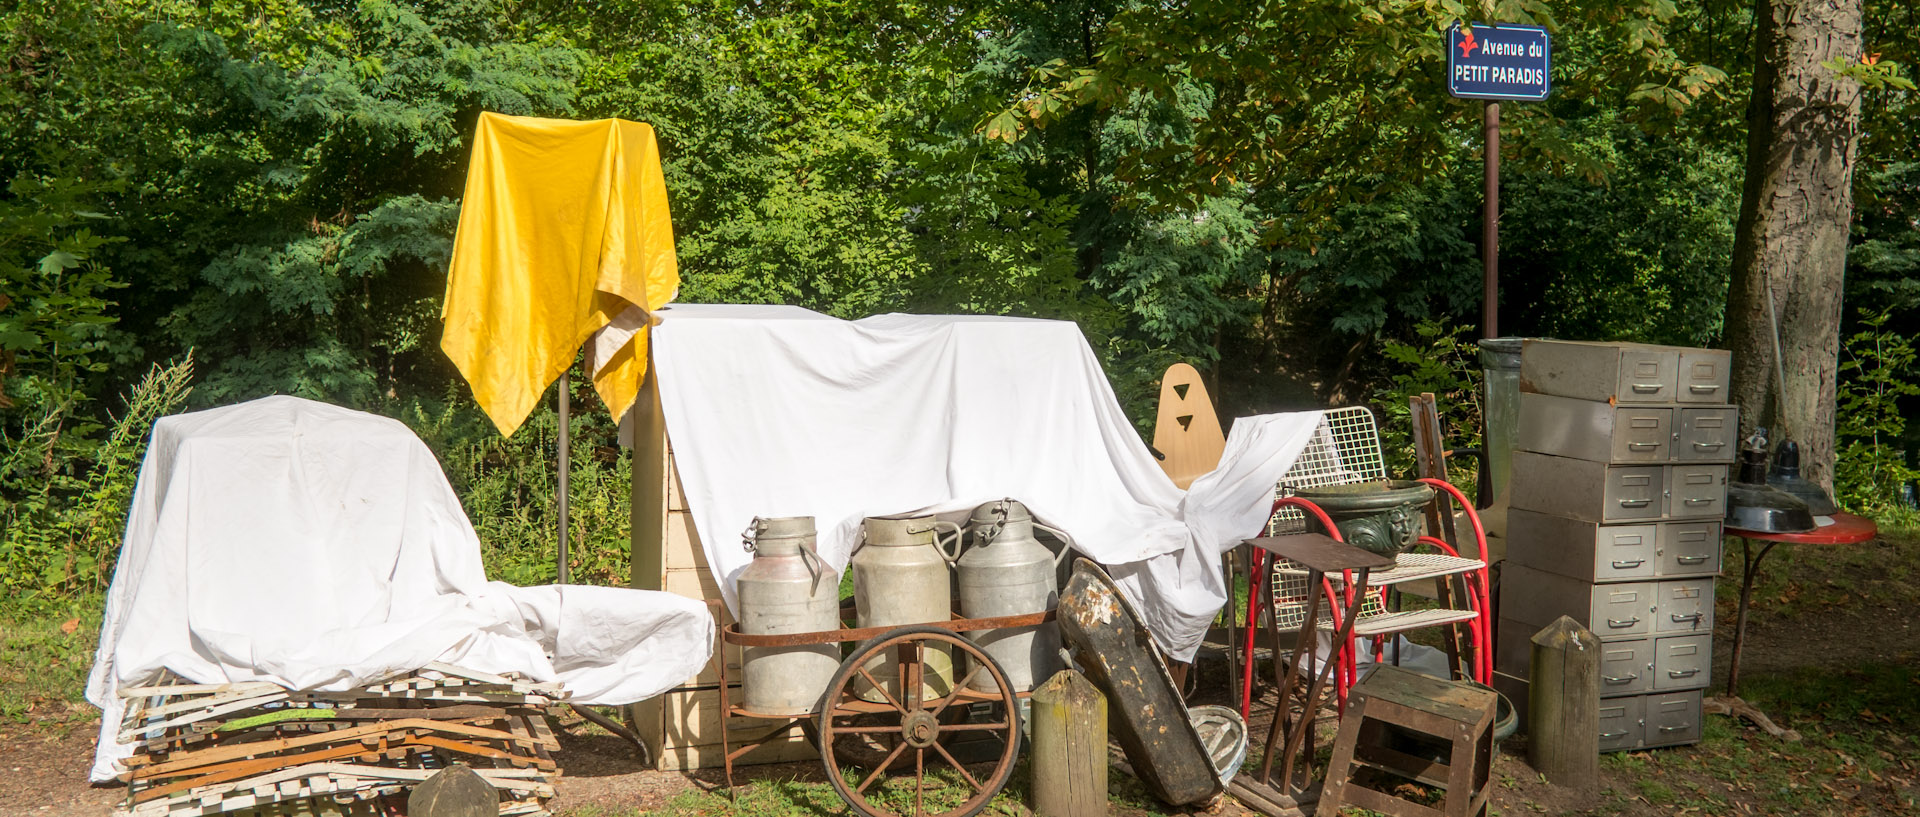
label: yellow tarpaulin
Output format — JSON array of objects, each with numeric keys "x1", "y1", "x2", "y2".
[{"x1": 442, "y1": 112, "x2": 679, "y2": 436}]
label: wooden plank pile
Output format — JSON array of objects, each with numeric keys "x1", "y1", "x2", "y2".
[{"x1": 114, "y1": 663, "x2": 565, "y2": 817}]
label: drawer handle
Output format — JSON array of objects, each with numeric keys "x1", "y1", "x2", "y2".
[
  {"x1": 1691, "y1": 441, "x2": 1726, "y2": 451},
  {"x1": 1632, "y1": 384, "x2": 1663, "y2": 394},
  {"x1": 1628, "y1": 442, "x2": 1660, "y2": 451},
  {"x1": 1668, "y1": 668, "x2": 1700, "y2": 678},
  {"x1": 1658, "y1": 724, "x2": 1690, "y2": 734},
  {"x1": 1619, "y1": 499, "x2": 1652, "y2": 508},
  {"x1": 1677, "y1": 555, "x2": 1710, "y2": 565},
  {"x1": 1671, "y1": 613, "x2": 1704, "y2": 623},
  {"x1": 1600, "y1": 730, "x2": 1630, "y2": 739},
  {"x1": 1611, "y1": 559, "x2": 1645, "y2": 569},
  {"x1": 1689, "y1": 384, "x2": 1720, "y2": 393},
  {"x1": 1603, "y1": 673, "x2": 1639, "y2": 685},
  {"x1": 1683, "y1": 498, "x2": 1714, "y2": 506},
  {"x1": 1607, "y1": 617, "x2": 1641, "y2": 628}
]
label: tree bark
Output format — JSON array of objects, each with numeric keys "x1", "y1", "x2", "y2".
[{"x1": 1725, "y1": 0, "x2": 1863, "y2": 493}]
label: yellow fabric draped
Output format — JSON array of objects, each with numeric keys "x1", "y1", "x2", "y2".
[{"x1": 441, "y1": 112, "x2": 679, "y2": 436}]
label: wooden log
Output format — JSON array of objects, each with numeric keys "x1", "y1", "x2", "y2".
[
  {"x1": 1527, "y1": 616, "x2": 1599, "y2": 794},
  {"x1": 1029, "y1": 669, "x2": 1107, "y2": 817}
]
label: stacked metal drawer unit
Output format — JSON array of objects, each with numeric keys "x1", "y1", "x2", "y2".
[{"x1": 1498, "y1": 340, "x2": 1735, "y2": 752}]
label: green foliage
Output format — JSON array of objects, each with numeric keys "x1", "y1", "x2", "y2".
[
  {"x1": 0, "y1": 0, "x2": 1915, "y2": 618},
  {"x1": 1370, "y1": 320, "x2": 1482, "y2": 492},
  {"x1": 1832, "y1": 311, "x2": 1920, "y2": 528},
  {"x1": 405, "y1": 379, "x2": 631, "y2": 587},
  {"x1": 1, "y1": 355, "x2": 195, "y2": 610}
]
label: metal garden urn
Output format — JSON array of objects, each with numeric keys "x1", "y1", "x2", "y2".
[
  {"x1": 958, "y1": 499, "x2": 1068, "y2": 693},
  {"x1": 736, "y1": 516, "x2": 841, "y2": 715},
  {"x1": 1293, "y1": 481, "x2": 1437, "y2": 557},
  {"x1": 851, "y1": 515, "x2": 962, "y2": 701}
]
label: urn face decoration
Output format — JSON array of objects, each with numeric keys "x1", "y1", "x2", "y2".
[{"x1": 1292, "y1": 480, "x2": 1437, "y2": 557}]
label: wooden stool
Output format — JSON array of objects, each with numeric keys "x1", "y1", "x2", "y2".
[{"x1": 1318, "y1": 665, "x2": 1497, "y2": 817}]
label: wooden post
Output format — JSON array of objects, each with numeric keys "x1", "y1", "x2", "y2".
[
  {"x1": 1528, "y1": 616, "x2": 1598, "y2": 794},
  {"x1": 1031, "y1": 668, "x2": 1107, "y2": 817}
]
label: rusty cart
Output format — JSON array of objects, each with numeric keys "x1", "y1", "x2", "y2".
[{"x1": 717, "y1": 607, "x2": 1056, "y2": 817}]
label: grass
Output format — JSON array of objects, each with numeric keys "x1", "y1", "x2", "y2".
[{"x1": 0, "y1": 594, "x2": 102, "y2": 730}]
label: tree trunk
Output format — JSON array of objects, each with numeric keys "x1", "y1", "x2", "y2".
[{"x1": 1724, "y1": 0, "x2": 1863, "y2": 493}]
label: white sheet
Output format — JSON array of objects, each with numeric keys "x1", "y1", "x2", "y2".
[
  {"x1": 86, "y1": 396, "x2": 713, "y2": 781},
  {"x1": 651, "y1": 305, "x2": 1321, "y2": 662}
]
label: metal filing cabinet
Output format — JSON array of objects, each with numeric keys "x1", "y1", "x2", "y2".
[{"x1": 1502, "y1": 339, "x2": 1732, "y2": 753}]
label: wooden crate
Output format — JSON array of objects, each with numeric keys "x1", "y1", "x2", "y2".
[{"x1": 628, "y1": 370, "x2": 822, "y2": 770}]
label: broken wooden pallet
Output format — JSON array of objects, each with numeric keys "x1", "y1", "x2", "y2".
[{"x1": 115, "y1": 667, "x2": 568, "y2": 817}]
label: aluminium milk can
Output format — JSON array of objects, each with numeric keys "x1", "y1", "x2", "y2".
[
  {"x1": 737, "y1": 516, "x2": 840, "y2": 715},
  {"x1": 959, "y1": 499, "x2": 1068, "y2": 693},
  {"x1": 851, "y1": 515, "x2": 961, "y2": 702}
]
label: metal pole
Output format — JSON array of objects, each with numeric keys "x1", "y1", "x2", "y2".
[
  {"x1": 557, "y1": 369, "x2": 570, "y2": 585},
  {"x1": 1483, "y1": 100, "x2": 1500, "y2": 340}
]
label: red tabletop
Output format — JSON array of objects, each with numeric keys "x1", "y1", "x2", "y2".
[{"x1": 1726, "y1": 512, "x2": 1878, "y2": 545}]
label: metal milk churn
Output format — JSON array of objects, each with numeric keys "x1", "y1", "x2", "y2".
[
  {"x1": 959, "y1": 499, "x2": 1068, "y2": 693},
  {"x1": 737, "y1": 516, "x2": 840, "y2": 715},
  {"x1": 851, "y1": 515, "x2": 961, "y2": 702}
]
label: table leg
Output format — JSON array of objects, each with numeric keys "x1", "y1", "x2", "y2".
[
  {"x1": 1727, "y1": 537, "x2": 1780, "y2": 697},
  {"x1": 1276, "y1": 568, "x2": 1372, "y2": 794},
  {"x1": 1259, "y1": 568, "x2": 1321, "y2": 788}
]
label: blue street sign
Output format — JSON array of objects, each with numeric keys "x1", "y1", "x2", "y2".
[{"x1": 1447, "y1": 22, "x2": 1550, "y2": 101}]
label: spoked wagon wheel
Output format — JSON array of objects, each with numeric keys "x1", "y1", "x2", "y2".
[{"x1": 818, "y1": 626, "x2": 1020, "y2": 817}]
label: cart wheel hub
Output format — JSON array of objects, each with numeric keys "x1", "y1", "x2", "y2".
[{"x1": 901, "y1": 710, "x2": 939, "y2": 748}]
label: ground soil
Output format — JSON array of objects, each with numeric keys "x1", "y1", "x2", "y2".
[{"x1": 7, "y1": 534, "x2": 1916, "y2": 817}]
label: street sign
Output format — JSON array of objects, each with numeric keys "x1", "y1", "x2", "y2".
[{"x1": 1447, "y1": 22, "x2": 1551, "y2": 101}]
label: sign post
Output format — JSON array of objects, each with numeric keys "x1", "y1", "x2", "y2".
[{"x1": 1447, "y1": 21, "x2": 1551, "y2": 340}]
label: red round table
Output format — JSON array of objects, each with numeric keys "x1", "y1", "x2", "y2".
[{"x1": 1723, "y1": 512, "x2": 1878, "y2": 695}]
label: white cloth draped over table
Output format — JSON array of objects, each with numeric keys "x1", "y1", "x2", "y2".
[
  {"x1": 86, "y1": 396, "x2": 713, "y2": 782},
  {"x1": 649, "y1": 305, "x2": 1323, "y2": 664}
]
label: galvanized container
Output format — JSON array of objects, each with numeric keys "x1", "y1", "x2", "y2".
[
  {"x1": 851, "y1": 515, "x2": 961, "y2": 702},
  {"x1": 958, "y1": 499, "x2": 1066, "y2": 693},
  {"x1": 736, "y1": 516, "x2": 840, "y2": 715}
]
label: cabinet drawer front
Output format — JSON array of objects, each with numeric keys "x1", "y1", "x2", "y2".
[
  {"x1": 1669, "y1": 465, "x2": 1728, "y2": 519},
  {"x1": 1604, "y1": 467, "x2": 1665, "y2": 521},
  {"x1": 1599, "y1": 696, "x2": 1645, "y2": 752},
  {"x1": 1676, "y1": 350, "x2": 1732, "y2": 403},
  {"x1": 1600, "y1": 639, "x2": 1652, "y2": 695},
  {"x1": 1654, "y1": 634, "x2": 1712, "y2": 691},
  {"x1": 1595, "y1": 525, "x2": 1658, "y2": 580},
  {"x1": 1615, "y1": 348, "x2": 1679, "y2": 403},
  {"x1": 1647, "y1": 691, "x2": 1703, "y2": 745},
  {"x1": 1677, "y1": 408, "x2": 1738, "y2": 462},
  {"x1": 1591, "y1": 583, "x2": 1653, "y2": 637},
  {"x1": 1658, "y1": 522, "x2": 1722, "y2": 577},
  {"x1": 1611, "y1": 408, "x2": 1674, "y2": 462},
  {"x1": 1656, "y1": 578, "x2": 1715, "y2": 634}
]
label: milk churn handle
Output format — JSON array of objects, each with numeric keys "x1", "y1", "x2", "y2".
[
  {"x1": 797, "y1": 543, "x2": 827, "y2": 595},
  {"x1": 978, "y1": 499, "x2": 1010, "y2": 545},
  {"x1": 740, "y1": 517, "x2": 766, "y2": 553},
  {"x1": 1032, "y1": 521, "x2": 1077, "y2": 567},
  {"x1": 933, "y1": 520, "x2": 964, "y2": 564}
]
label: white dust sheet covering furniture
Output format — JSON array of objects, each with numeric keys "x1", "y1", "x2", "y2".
[
  {"x1": 648, "y1": 304, "x2": 1325, "y2": 663},
  {"x1": 86, "y1": 396, "x2": 713, "y2": 781}
]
